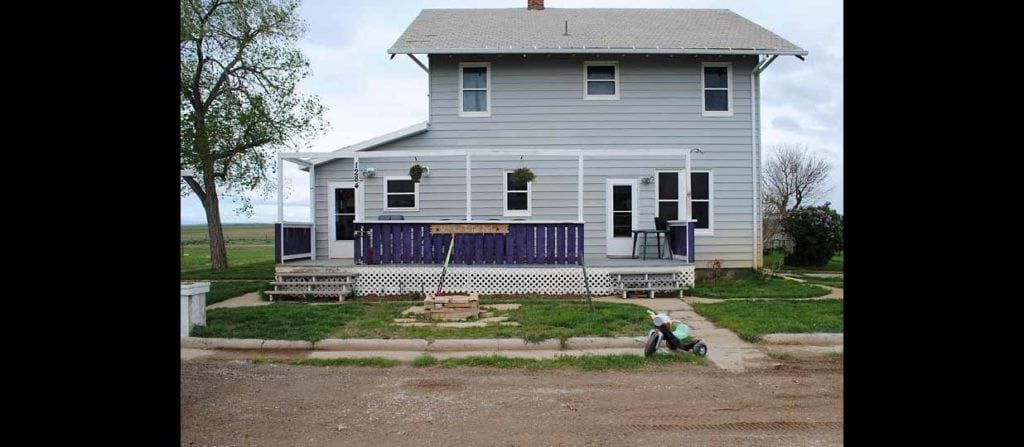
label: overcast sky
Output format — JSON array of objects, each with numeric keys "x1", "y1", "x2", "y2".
[{"x1": 180, "y1": 0, "x2": 843, "y2": 224}]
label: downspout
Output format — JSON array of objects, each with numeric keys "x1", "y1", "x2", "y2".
[{"x1": 751, "y1": 55, "x2": 779, "y2": 268}]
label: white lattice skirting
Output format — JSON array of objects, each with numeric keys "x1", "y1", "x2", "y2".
[{"x1": 351, "y1": 265, "x2": 695, "y2": 296}]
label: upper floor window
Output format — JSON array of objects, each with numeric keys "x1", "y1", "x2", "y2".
[
  {"x1": 459, "y1": 62, "x2": 490, "y2": 117},
  {"x1": 584, "y1": 61, "x2": 619, "y2": 100},
  {"x1": 702, "y1": 62, "x2": 733, "y2": 116},
  {"x1": 384, "y1": 177, "x2": 418, "y2": 211},
  {"x1": 503, "y1": 171, "x2": 532, "y2": 216}
]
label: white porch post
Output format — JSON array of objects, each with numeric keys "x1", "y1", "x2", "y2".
[
  {"x1": 684, "y1": 150, "x2": 692, "y2": 220},
  {"x1": 309, "y1": 163, "x2": 316, "y2": 259},
  {"x1": 465, "y1": 153, "x2": 472, "y2": 220},
  {"x1": 577, "y1": 154, "x2": 584, "y2": 222},
  {"x1": 277, "y1": 152, "x2": 284, "y2": 264}
]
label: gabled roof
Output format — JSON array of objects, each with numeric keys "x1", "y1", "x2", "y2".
[
  {"x1": 303, "y1": 121, "x2": 430, "y2": 168},
  {"x1": 389, "y1": 8, "x2": 806, "y2": 56}
]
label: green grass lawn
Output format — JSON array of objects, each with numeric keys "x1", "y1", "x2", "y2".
[
  {"x1": 181, "y1": 223, "x2": 275, "y2": 244},
  {"x1": 691, "y1": 299, "x2": 843, "y2": 342},
  {"x1": 206, "y1": 281, "x2": 271, "y2": 305},
  {"x1": 180, "y1": 244, "x2": 274, "y2": 280},
  {"x1": 687, "y1": 272, "x2": 830, "y2": 298},
  {"x1": 192, "y1": 300, "x2": 650, "y2": 342},
  {"x1": 764, "y1": 250, "x2": 844, "y2": 273}
]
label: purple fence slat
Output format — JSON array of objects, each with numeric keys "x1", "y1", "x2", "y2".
[
  {"x1": 496, "y1": 233, "x2": 505, "y2": 264},
  {"x1": 535, "y1": 225, "x2": 546, "y2": 264},
  {"x1": 566, "y1": 225, "x2": 576, "y2": 264},
  {"x1": 411, "y1": 225, "x2": 421, "y2": 263},
  {"x1": 515, "y1": 225, "x2": 525, "y2": 264},
  {"x1": 555, "y1": 225, "x2": 564, "y2": 264},
  {"x1": 576, "y1": 223, "x2": 585, "y2": 265},
  {"x1": 474, "y1": 234, "x2": 483, "y2": 264},
  {"x1": 371, "y1": 224, "x2": 382, "y2": 265},
  {"x1": 401, "y1": 225, "x2": 411, "y2": 264},
  {"x1": 505, "y1": 229, "x2": 515, "y2": 264},
  {"x1": 525, "y1": 225, "x2": 535, "y2": 264},
  {"x1": 687, "y1": 222, "x2": 696, "y2": 264},
  {"x1": 546, "y1": 225, "x2": 556, "y2": 264}
]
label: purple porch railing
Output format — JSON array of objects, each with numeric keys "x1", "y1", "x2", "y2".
[
  {"x1": 353, "y1": 221, "x2": 584, "y2": 265},
  {"x1": 667, "y1": 220, "x2": 696, "y2": 263},
  {"x1": 274, "y1": 222, "x2": 313, "y2": 263}
]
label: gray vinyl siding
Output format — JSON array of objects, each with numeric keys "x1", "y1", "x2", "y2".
[{"x1": 315, "y1": 54, "x2": 758, "y2": 268}]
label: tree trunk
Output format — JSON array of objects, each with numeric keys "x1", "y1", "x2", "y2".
[{"x1": 203, "y1": 170, "x2": 230, "y2": 271}]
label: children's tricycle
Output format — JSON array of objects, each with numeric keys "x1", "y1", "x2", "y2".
[{"x1": 643, "y1": 309, "x2": 708, "y2": 357}]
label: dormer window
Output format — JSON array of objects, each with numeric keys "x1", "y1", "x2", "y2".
[
  {"x1": 584, "y1": 61, "x2": 619, "y2": 100},
  {"x1": 459, "y1": 62, "x2": 491, "y2": 117}
]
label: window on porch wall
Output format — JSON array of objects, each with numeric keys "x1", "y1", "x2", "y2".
[
  {"x1": 655, "y1": 171, "x2": 713, "y2": 231},
  {"x1": 504, "y1": 171, "x2": 531, "y2": 216}
]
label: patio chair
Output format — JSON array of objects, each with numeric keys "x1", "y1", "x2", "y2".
[{"x1": 631, "y1": 217, "x2": 670, "y2": 260}]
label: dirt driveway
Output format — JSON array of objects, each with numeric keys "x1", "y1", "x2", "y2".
[{"x1": 181, "y1": 357, "x2": 842, "y2": 446}]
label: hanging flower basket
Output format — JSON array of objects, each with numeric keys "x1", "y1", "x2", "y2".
[
  {"x1": 511, "y1": 167, "x2": 535, "y2": 184},
  {"x1": 409, "y1": 163, "x2": 426, "y2": 183}
]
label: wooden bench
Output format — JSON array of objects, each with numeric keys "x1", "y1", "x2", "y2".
[{"x1": 268, "y1": 272, "x2": 360, "y2": 302}]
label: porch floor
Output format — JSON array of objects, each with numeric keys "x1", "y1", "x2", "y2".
[{"x1": 280, "y1": 255, "x2": 691, "y2": 268}]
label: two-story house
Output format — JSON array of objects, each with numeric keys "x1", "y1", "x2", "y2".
[{"x1": 270, "y1": 1, "x2": 806, "y2": 299}]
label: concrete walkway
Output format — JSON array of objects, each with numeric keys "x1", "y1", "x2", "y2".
[
  {"x1": 181, "y1": 347, "x2": 644, "y2": 362},
  {"x1": 595, "y1": 296, "x2": 775, "y2": 372},
  {"x1": 759, "y1": 333, "x2": 843, "y2": 357},
  {"x1": 206, "y1": 292, "x2": 269, "y2": 309}
]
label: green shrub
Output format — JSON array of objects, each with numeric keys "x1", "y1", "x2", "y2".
[{"x1": 782, "y1": 203, "x2": 843, "y2": 267}]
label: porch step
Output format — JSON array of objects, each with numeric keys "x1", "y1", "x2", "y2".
[
  {"x1": 269, "y1": 272, "x2": 360, "y2": 302},
  {"x1": 271, "y1": 280, "x2": 355, "y2": 286},
  {"x1": 611, "y1": 272, "x2": 688, "y2": 299}
]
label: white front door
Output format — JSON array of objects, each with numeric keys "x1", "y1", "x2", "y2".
[
  {"x1": 329, "y1": 181, "x2": 361, "y2": 259},
  {"x1": 606, "y1": 179, "x2": 639, "y2": 257}
]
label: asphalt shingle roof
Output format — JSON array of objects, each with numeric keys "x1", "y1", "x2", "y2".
[{"x1": 388, "y1": 8, "x2": 806, "y2": 56}]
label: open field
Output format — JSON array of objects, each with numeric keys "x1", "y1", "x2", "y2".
[{"x1": 181, "y1": 223, "x2": 275, "y2": 244}]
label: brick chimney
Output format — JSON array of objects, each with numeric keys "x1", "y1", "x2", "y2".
[{"x1": 528, "y1": 0, "x2": 544, "y2": 11}]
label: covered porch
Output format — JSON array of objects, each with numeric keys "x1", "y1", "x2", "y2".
[{"x1": 272, "y1": 147, "x2": 702, "y2": 268}]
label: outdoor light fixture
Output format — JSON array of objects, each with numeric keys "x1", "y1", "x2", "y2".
[
  {"x1": 641, "y1": 175, "x2": 655, "y2": 185},
  {"x1": 361, "y1": 167, "x2": 376, "y2": 178}
]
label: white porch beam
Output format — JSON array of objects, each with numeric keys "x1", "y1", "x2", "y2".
[
  {"x1": 465, "y1": 153, "x2": 472, "y2": 220},
  {"x1": 577, "y1": 154, "x2": 584, "y2": 222},
  {"x1": 279, "y1": 147, "x2": 706, "y2": 161}
]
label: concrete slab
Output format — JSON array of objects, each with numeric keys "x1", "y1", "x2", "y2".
[
  {"x1": 763, "y1": 345, "x2": 843, "y2": 356},
  {"x1": 564, "y1": 337, "x2": 638, "y2": 349},
  {"x1": 499, "y1": 322, "x2": 521, "y2": 326},
  {"x1": 400, "y1": 306, "x2": 425, "y2": 315},
  {"x1": 480, "y1": 304, "x2": 521, "y2": 311},
  {"x1": 426, "y1": 339, "x2": 500, "y2": 352},
  {"x1": 434, "y1": 322, "x2": 488, "y2": 328},
  {"x1": 262, "y1": 340, "x2": 313, "y2": 350},
  {"x1": 314, "y1": 339, "x2": 429, "y2": 351},
  {"x1": 206, "y1": 292, "x2": 269, "y2": 309},
  {"x1": 181, "y1": 348, "x2": 216, "y2": 360},
  {"x1": 761, "y1": 333, "x2": 843, "y2": 346},
  {"x1": 308, "y1": 350, "x2": 425, "y2": 362},
  {"x1": 594, "y1": 296, "x2": 690, "y2": 311},
  {"x1": 496, "y1": 339, "x2": 562, "y2": 351}
]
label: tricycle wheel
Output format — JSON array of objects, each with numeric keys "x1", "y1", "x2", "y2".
[
  {"x1": 644, "y1": 333, "x2": 660, "y2": 357},
  {"x1": 693, "y1": 341, "x2": 708, "y2": 357}
]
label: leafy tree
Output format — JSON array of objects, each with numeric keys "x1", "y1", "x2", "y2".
[
  {"x1": 181, "y1": 0, "x2": 326, "y2": 270},
  {"x1": 782, "y1": 203, "x2": 843, "y2": 267}
]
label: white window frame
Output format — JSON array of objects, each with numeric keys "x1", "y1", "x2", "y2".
[
  {"x1": 458, "y1": 62, "x2": 491, "y2": 117},
  {"x1": 383, "y1": 176, "x2": 419, "y2": 212},
  {"x1": 654, "y1": 170, "x2": 685, "y2": 220},
  {"x1": 502, "y1": 170, "x2": 532, "y2": 217},
  {"x1": 701, "y1": 62, "x2": 733, "y2": 117},
  {"x1": 583, "y1": 61, "x2": 620, "y2": 100},
  {"x1": 689, "y1": 170, "x2": 714, "y2": 235}
]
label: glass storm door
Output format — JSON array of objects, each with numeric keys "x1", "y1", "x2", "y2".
[
  {"x1": 329, "y1": 182, "x2": 358, "y2": 258},
  {"x1": 606, "y1": 179, "x2": 638, "y2": 257}
]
